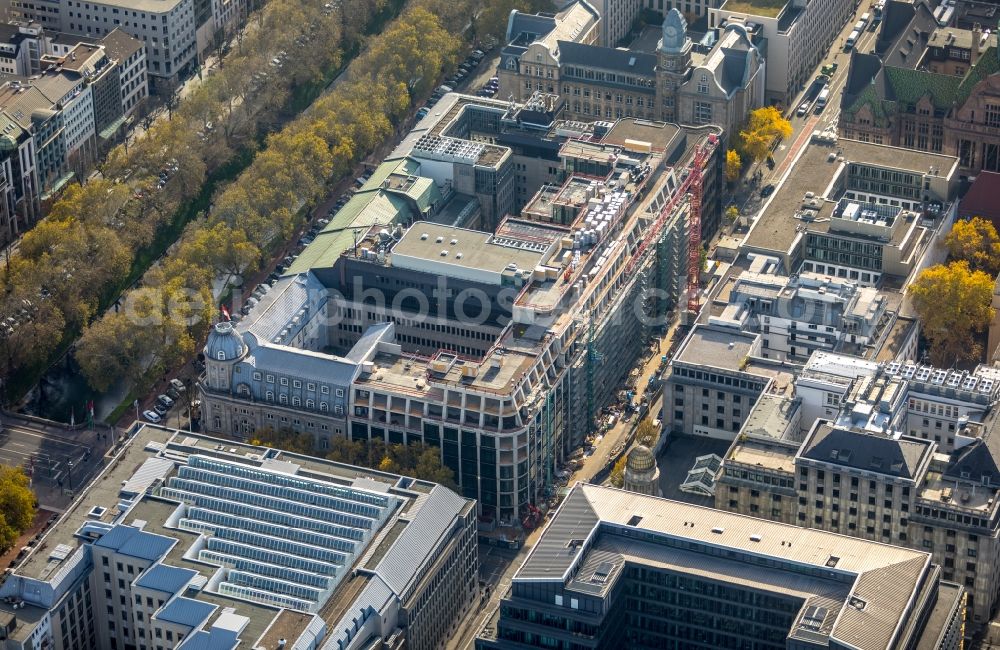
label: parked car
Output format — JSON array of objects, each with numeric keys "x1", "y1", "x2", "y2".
[
  {"x1": 152, "y1": 402, "x2": 168, "y2": 416},
  {"x1": 796, "y1": 101, "x2": 810, "y2": 117},
  {"x1": 157, "y1": 394, "x2": 175, "y2": 408},
  {"x1": 143, "y1": 410, "x2": 162, "y2": 423},
  {"x1": 760, "y1": 184, "x2": 776, "y2": 198}
]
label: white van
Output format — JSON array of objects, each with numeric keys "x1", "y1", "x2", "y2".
[
  {"x1": 845, "y1": 29, "x2": 860, "y2": 50},
  {"x1": 816, "y1": 86, "x2": 831, "y2": 111}
]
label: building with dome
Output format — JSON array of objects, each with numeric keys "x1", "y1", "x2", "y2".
[
  {"x1": 499, "y1": 5, "x2": 764, "y2": 142},
  {"x1": 623, "y1": 444, "x2": 661, "y2": 496}
]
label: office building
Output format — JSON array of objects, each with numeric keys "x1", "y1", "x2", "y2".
[
  {"x1": 717, "y1": 353, "x2": 1000, "y2": 624},
  {"x1": 476, "y1": 482, "x2": 965, "y2": 649},
  {"x1": 500, "y1": 6, "x2": 764, "y2": 139},
  {"x1": 709, "y1": 255, "x2": 893, "y2": 362},
  {"x1": 709, "y1": 0, "x2": 855, "y2": 104},
  {"x1": 662, "y1": 322, "x2": 796, "y2": 440},
  {"x1": 839, "y1": 1, "x2": 1000, "y2": 175},
  {"x1": 741, "y1": 135, "x2": 958, "y2": 277},
  {"x1": 101, "y1": 27, "x2": 147, "y2": 116},
  {"x1": 200, "y1": 91, "x2": 724, "y2": 525},
  {"x1": 58, "y1": 0, "x2": 196, "y2": 87},
  {"x1": 0, "y1": 424, "x2": 477, "y2": 649}
]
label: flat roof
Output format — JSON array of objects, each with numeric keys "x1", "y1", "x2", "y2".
[
  {"x1": 743, "y1": 139, "x2": 956, "y2": 255},
  {"x1": 517, "y1": 484, "x2": 931, "y2": 650},
  {"x1": 674, "y1": 324, "x2": 758, "y2": 369},
  {"x1": 85, "y1": 0, "x2": 187, "y2": 14},
  {"x1": 390, "y1": 222, "x2": 550, "y2": 281},
  {"x1": 740, "y1": 393, "x2": 802, "y2": 443},
  {"x1": 727, "y1": 436, "x2": 797, "y2": 472},
  {"x1": 720, "y1": 0, "x2": 788, "y2": 19}
]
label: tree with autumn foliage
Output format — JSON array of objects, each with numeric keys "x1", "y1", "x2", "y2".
[
  {"x1": 909, "y1": 261, "x2": 996, "y2": 366},
  {"x1": 944, "y1": 217, "x2": 1000, "y2": 276},
  {"x1": 738, "y1": 107, "x2": 793, "y2": 162},
  {"x1": 724, "y1": 149, "x2": 742, "y2": 183}
]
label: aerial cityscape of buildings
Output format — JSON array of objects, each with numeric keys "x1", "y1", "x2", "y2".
[{"x1": 5, "y1": 0, "x2": 1000, "y2": 648}]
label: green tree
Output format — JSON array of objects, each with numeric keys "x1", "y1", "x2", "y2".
[
  {"x1": 944, "y1": 217, "x2": 1000, "y2": 275},
  {"x1": 724, "y1": 205, "x2": 740, "y2": 226},
  {"x1": 909, "y1": 261, "x2": 995, "y2": 366},
  {"x1": 738, "y1": 106, "x2": 792, "y2": 163},
  {"x1": 0, "y1": 466, "x2": 35, "y2": 552}
]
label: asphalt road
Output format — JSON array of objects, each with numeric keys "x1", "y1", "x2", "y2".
[{"x1": 0, "y1": 414, "x2": 112, "y2": 510}]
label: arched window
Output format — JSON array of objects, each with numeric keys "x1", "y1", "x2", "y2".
[
  {"x1": 217, "y1": 351, "x2": 226, "y2": 360},
  {"x1": 292, "y1": 397, "x2": 301, "y2": 407},
  {"x1": 266, "y1": 391, "x2": 274, "y2": 401},
  {"x1": 279, "y1": 394, "x2": 288, "y2": 405},
  {"x1": 319, "y1": 402, "x2": 329, "y2": 412},
  {"x1": 306, "y1": 399, "x2": 315, "y2": 409}
]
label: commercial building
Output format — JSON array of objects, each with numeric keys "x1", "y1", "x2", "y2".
[
  {"x1": 57, "y1": 0, "x2": 196, "y2": 87},
  {"x1": 476, "y1": 482, "x2": 965, "y2": 649},
  {"x1": 0, "y1": 23, "x2": 145, "y2": 119},
  {"x1": 662, "y1": 322, "x2": 796, "y2": 440},
  {"x1": 0, "y1": 424, "x2": 477, "y2": 650},
  {"x1": 717, "y1": 351, "x2": 1000, "y2": 624},
  {"x1": 741, "y1": 135, "x2": 958, "y2": 278},
  {"x1": 709, "y1": 255, "x2": 892, "y2": 362},
  {"x1": 200, "y1": 92, "x2": 724, "y2": 525},
  {"x1": 500, "y1": 6, "x2": 765, "y2": 139},
  {"x1": 709, "y1": 0, "x2": 855, "y2": 104},
  {"x1": 101, "y1": 27, "x2": 147, "y2": 116},
  {"x1": 839, "y1": 1, "x2": 1000, "y2": 175}
]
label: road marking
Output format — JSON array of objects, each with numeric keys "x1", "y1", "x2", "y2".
[{"x1": 3, "y1": 425, "x2": 92, "y2": 450}]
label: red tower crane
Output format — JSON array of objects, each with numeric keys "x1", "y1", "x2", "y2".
[
  {"x1": 686, "y1": 143, "x2": 707, "y2": 314},
  {"x1": 622, "y1": 135, "x2": 715, "y2": 315}
]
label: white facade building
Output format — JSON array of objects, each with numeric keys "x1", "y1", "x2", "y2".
[
  {"x1": 710, "y1": 0, "x2": 855, "y2": 104},
  {"x1": 60, "y1": 0, "x2": 196, "y2": 85}
]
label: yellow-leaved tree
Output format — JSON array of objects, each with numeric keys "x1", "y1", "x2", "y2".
[
  {"x1": 0, "y1": 466, "x2": 35, "y2": 552},
  {"x1": 944, "y1": 216, "x2": 1000, "y2": 276},
  {"x1": 724, "y1": 149, "x2": 742, "y2": 182},
  {"x1": 909, "y1": 261, "x2": 995, "y2": 366},
  {"x1": 738, "y1": 106, "x2": 793, "y2": 162}
]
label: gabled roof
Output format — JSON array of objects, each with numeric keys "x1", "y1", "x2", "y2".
[{"x1": 557, "y1": 41, "x2": 656, "y2": 77}]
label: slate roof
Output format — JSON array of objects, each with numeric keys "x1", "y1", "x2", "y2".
[
  {"x1": 135, "y1": 564, "x2": 198, "y2": 595},
  {"x1": 94, "y1": 525, "x2": 176, "y2": 561},
  {"x1": 514, "y1": 484, "x2": 932, "y2": 650},
  {"x1": 798, "y1": 422, "x2": 932, "y2": 480},
  {"x1": 155, "y1": 596, "x2": 218, "y2": 627},
  {"x1": 506, "y1": 12, "x2": 557, "y2": 43},
  {"x1": 557, "y1": 41, "x2": 657, "y2": 77},
  {"x1": 843, "y1": 44, "x2": 999, "y2": 121}
]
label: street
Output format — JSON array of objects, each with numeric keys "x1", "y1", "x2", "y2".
[{"x1": 0, "y1": 413, "x2": 112, "y2": 510}]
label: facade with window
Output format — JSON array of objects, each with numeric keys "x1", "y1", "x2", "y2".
[
  {"x1": 710, "y1": 0, "x2": 854, "y2": 104},
  {"x1": 478, "y1": 483, "x2": 965, "y2": 650},
  {"x1": 663, "y1": 324, "x2": 784, "y2": 440},
  {"x1": 840, "y1": 21, "x2": 1000, "y2": 175},
  {"x1": 0, "y1": 425, "x2": 478, "y2": 650},
  {"x1": 500, "y1": 8, "x2": 763, "y2": 139},
  {"x1": 57, "y1": 0, "x2": 196, "y2": 88}
]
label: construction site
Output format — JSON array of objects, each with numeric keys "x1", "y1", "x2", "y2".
[{"x1": 200, "y1": 93, "x2": 724, "y2": 527}]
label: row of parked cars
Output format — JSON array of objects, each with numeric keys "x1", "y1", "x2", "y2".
[
  {"x1": 422, "y1": 48, "x2": 489, "y2": 114},
  {"x1": 142, "y1": 379, "x2": 187, "y2": 423}
]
